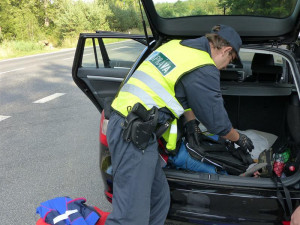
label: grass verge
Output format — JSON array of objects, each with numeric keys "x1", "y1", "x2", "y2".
[
  {"x1": 0, "y1": 38, "x2": 127, "y2": 61},
  {"x1": 0, "y1": 40, "x2": 66, "y2": 60}
]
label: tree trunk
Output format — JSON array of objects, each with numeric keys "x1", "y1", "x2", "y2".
[{"x1": 44, "y1": 0, "x2": 49, "y2": 27}]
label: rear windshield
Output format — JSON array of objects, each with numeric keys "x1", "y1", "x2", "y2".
[{"x1": 153, "y1": 0, "x2": 298, "y2": 19}]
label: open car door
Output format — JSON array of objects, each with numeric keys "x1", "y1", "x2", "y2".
[{"x1": 72, "y1": 31, "x2": 151, "y2": 115}]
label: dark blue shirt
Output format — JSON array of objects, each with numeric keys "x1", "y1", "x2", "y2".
[{"x1": 175, "y1": 37, "x2": 232, "y2": 136}]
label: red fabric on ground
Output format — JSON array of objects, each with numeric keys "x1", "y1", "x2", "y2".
[
  {"x1": 36, "y1": 218, "x2": 49, "y2": 225},
  {"x1": 94, "y1": 206, "x2": 110, "y2": 225}
]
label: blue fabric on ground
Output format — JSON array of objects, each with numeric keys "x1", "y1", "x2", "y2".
[
  {"x1": 36, "y1": 197, "x2": 99, "y2": 225},
  {"x1": 169, "y1": 142, "x2": 227, "y2": 175}
]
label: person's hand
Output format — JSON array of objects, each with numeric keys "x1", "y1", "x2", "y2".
[
  {"x1": 291, "y1": 206, "x2": 300, "y2": 225},
  {"x1": 184, "y1": 119, "x2": 202, "y2": 147},
  {"x1": 234, "y1": 132, "x2": 254, "y2": 153},
  {"x1": 253, "y1": 171, "x2": 260, "y2": 178}
]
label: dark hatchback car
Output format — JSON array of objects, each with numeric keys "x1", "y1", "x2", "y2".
[{"x1": 72, "y1": 1, "x2": 300, "y2": 224}]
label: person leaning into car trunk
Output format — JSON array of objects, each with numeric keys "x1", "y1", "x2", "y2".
[{"x1": 105, "y1": 24, "x2": 254, "y2": 225}]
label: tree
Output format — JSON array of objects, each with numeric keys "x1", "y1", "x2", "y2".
[
  {"x1": 217, "y1": 0, "x2": 297, "y2": 17},
  {"x1": 0, "y1": 0, "x2": 54, "y2": 41},
  {"x1": 84, "y1": 1, "x2": 112, "y2": 32},
  {"x1": 0, "y1": 0, "x2": 147, "y2": 45},
  {"x1": 154, "y1": 0, "x2": 223, "y2": 18},
  {"x1": 51, "y1": 0, "x2": 89, "y2": 43},
  {"x1": 0, "y1": 0, "x2": 14, "y2": 40},
  {"x1": 106, "y1": 0, "x2": 140, "y2": 32}
]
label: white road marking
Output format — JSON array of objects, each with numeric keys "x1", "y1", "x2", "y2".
[
  {"x1": 0, "y1": 115, "x2": 11, "y2": 122},
  {"x1": 0, "y1": 68, "x2": 25, "y2": 75},
  {"x1": 62, "y1": 57, "x2": 74, "y2": 61},
  {"x1": 63, "y1": 53, "x2": 92, "y2": 61},
  {"x1": 33, "y1": 93, "x2": 66, "y2": 103},
  {"x1": 111, "y1": 46, "x2": 130, "y2": 51}
]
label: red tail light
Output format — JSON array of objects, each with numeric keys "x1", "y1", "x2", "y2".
[{"x1": 100, "y1": 110, "x2": 108, "y2": 147}]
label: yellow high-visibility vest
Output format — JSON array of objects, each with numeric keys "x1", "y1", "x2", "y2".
[{"x1": 112, "y1": 40, "x2": 215, "y2": 151}]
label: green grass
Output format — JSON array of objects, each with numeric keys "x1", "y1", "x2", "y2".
[
  {"x1": 0, "y1": 28, "x2": 147, "y2": 61},
  {"x1": 0, "y1": 40, "x2": 67, "y2": 60},
  {"x1": 0, "y1": 38, "x2": 127, "y2": 61},
  {"x1": 104, "y1": 38, "x2": 125, "y2": 44}
]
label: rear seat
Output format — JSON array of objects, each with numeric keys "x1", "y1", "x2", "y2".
[{"x1": 247, "y1": 53, "x2": 283, "y2": 82}]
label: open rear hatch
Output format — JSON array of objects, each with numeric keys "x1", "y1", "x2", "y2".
[{"x1": 142, "y1": 0, "x2": 300, "y2": 44}]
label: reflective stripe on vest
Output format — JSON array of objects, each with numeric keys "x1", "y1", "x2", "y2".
[
  {"x1": 162, "y1": 119, "x2": 178, "y2": 150},
  {"x1": 122, "y1": 70, "x2": 184, "y2": 117},
  {"x1": 112, "y1": 40, "x2": 215, "y2": 150}
]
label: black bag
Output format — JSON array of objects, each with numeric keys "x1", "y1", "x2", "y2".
[{"x1": 185, "y1": 134, "x2": 253, "y2": 175}]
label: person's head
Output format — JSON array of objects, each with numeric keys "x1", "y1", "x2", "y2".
[{"x1": 206, "y1": 24, "x2": 242, "y2": 70}]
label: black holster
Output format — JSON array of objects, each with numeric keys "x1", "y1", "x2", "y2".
[{"x1": 122, "y1": 103, "x2": 158, "y2": 150}]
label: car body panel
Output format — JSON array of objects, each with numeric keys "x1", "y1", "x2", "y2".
[
  {"x1": 99, "y1": 143, "x2": 300, "y2": 224},
  {"x1": 74, "y1": 40, "x2": 300, "y2": 224},
  {"x1": 168, "y1": 180, "x2": 284, "y2": 224},
  {"x1": 72, "y1": 2, "x2": 300, "y2": 224}
]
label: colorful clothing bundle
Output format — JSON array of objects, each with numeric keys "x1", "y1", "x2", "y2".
[{"x1": 36, "y1": 197, "x2": 109, "y2": 225}]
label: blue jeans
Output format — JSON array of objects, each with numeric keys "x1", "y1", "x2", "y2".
[{"x1": 169, "y1": 141, "x2": 227, "y2": 175}]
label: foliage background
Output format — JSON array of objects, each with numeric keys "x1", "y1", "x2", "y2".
[
  {"x1": 0, "y1": 0, "x2": 142, "y2": 59},
  {"x1": 0, "y1": 0, "x2": 143, "y2": 41},
  {"x1": 0, "y1": 0, "x2": 296, "y2": 59}
]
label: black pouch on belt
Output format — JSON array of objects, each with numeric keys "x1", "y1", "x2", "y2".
[
  {"x1": 122, "y1": 103, "x2": 158, "y2": 150},
  {"x1": 131, "y1": 119, "x2": 156, "y2": 150}
]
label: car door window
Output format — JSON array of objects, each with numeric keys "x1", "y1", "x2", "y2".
[
  {"x1": 81, "y1": 37, "x2": 146, "y2": 69},
  {"x1": 73, "y1": 34, "x2": 147, "y2": 113}
]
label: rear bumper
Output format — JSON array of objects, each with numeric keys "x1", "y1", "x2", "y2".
[{"x1": 165, "y1": 219, "x2": 196, "y2": 225}]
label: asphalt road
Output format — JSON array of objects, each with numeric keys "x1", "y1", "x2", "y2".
[{"x1": 0, "y1": 47, "x2": 112, "y2": 224}]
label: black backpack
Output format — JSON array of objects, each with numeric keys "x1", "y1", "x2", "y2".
[{"x1": 185, "y1": 134, "x2": 253, "y2": 175}]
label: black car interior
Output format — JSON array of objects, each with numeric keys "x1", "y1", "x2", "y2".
[
  {"x1": 217, "y1": 51, "x2": 300, "y2": 178},
  {"x1": 220, "y1": 52, "x2": 283, "y2": 83},
  {"x1": 247, "y1": 53, "x2": 283, "y2": 82},
  {"x1": 220, "y1": 52, "x2": 297, "y2": 137}
]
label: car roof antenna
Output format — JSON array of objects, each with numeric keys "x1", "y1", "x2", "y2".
[{"x1": 138, "y1": 0, "x2": 150, "y2": 47}]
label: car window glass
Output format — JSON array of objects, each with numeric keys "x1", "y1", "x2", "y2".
[
  {"x1": 238, "y1": 49, "x2": 287, "y2": 82},
  {"x1": 240, "y1": 51, "x2": 284, "y2": 66},
  {"x1": 274, "y1": 55, "x2": 283, "y2": 65},
  {"x1": 81, "y1": 38, "x2": 146, "y2": 69},
  {"x1": 152, "y1": 0, "x2": 297, "y2": 19}
]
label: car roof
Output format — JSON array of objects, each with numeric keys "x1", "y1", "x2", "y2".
[{"x1": 141, "y1": 0, "x2": 300, "y2": 44}]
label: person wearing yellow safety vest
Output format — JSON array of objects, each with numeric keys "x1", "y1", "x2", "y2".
[{"x1": 105, "y1": 24, "x2": 254, "y2": 225}]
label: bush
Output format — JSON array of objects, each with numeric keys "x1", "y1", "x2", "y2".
[
  {"x1": 0, "y1": 40, "x2": 46, "y2": 60},
  {"x1": 12, "y1": 41, "x2": 44, "y2": 52},
  {"x1": 0, "y1": 33, "x2": 3, "y2": 44},
  {"x1": 108, "y1": 3, "x2": 140, "y2": 32}
]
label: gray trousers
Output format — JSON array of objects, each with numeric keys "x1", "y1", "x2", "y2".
[{"x1": 105, "y1": 112, "x2": 170, "y2": 225}]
